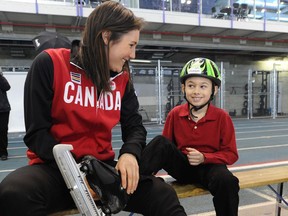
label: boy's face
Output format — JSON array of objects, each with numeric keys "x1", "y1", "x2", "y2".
[{"x1": 181, "y1": 76, "x2": 218, "y2": 107}]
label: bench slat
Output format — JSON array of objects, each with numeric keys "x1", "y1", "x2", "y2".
[
  {"x1": 172, "y1": 165, "x2": 288, "y2": 198},
  {"x1": 171, "y1": 182, "x2": 209, "y2": 198},
  {"x1": 235, "y1": 165, "x2": 288, "y2": 189},
  {"x1": 48, "y1": 208, "x2": 79, "y2": 216}
]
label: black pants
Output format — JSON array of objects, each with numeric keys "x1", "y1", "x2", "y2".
[
  {"x1": 140, "y1": 135, "x2": 240, "y2": 216},
  {"x1": 0, "y1": 159, "x2": 186, "y2": 216},
  {"x1": 0, "y1": 111, "x2": 10, "y2": 156}
]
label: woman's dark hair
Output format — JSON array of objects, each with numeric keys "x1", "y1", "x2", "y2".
[
  {"x1": 71, "y1": 39, "x2": 80, "y2": 60},
  {"x1": 80, "y1": 1, "x2": 145, "y2": 92}
]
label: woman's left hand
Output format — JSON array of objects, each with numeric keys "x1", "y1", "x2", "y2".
[{"x1": 116, "y1": 153, "x2": 139, "y2": 195}]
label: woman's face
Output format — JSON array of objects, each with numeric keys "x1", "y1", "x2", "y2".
[{"x1": 108, "y1": 29, "x2": 140, "y2": 72}]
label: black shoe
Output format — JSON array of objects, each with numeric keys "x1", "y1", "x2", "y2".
[{"x1": 1, "y1": 155, "x2": 7, "y2": 161}]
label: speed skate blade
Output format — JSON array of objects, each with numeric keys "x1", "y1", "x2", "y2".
[{"x1": 53, "y1": 144, "x2": 104, "y2": 216}]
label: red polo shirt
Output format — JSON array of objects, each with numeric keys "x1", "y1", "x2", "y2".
[{"x1": 163, "y1": 103, "x2": 238, "y2": 165}]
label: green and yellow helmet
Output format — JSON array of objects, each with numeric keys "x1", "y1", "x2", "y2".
[{"x1": 180, "y1": 58, "x2": 221, "y2": 86}]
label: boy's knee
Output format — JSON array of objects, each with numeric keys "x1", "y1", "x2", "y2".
[
  {"x1": 149, "y1": 135, "x2": 173, "y2": 149},
  {"x1": 223, "y1": 174, "x2": 239, "y2": 185},
  {"x1": 214, "y1": 173, "x2": 239, "y2": 191}
]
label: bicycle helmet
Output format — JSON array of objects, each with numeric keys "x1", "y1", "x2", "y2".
[{"x1": 180, "y1": 57, "x2": 221, "y2": 86}]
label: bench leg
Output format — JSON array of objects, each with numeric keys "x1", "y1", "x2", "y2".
[
  {"x1": 267, "y1": 183, "x2": 288, "y2": 216},
  {"x1": 276, "y1": 183, "x2": 283, "y2": 216}
]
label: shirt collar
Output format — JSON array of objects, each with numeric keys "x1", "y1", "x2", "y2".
[{"x1": 179, "y1": 103, "x2": 218, "y2": 121}]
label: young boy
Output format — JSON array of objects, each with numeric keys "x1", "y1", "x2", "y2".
[{"x1": 140, "y1": 57, "x2": 239, "y2": 216}]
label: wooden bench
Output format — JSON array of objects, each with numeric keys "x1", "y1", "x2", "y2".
[
  {"x1": 172, "y1": 165, "x2": 288, "y2": 216},
  {"x1": 51, "y1": 165, "x2": 288, "y2": 216}
]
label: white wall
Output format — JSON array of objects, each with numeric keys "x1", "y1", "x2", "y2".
[{"x1": 4, "y1": 72, "x2": 27, "y2": 133}]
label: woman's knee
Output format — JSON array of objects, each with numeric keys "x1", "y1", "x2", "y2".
[
  {"x1": 0, "y1": 175, "x2": 33, "y2": 215},
  {"x1": 1, "y1": 172, "x2": 27, "y2": 195}
]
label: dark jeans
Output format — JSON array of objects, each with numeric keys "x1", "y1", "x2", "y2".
[
  {"x1": 0, "y1": 111, "x2": 10, "y2": 156},
  {"x1": 140, "y1": 135, "x2": 240, "y2": 216},
  {"x1": 0, "y1": 160, "x2": 186, "y2": 216}
]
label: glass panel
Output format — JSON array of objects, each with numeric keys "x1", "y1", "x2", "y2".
[
  {"x1": 277, "y1": 71, "x2": 288, "y2": 117},
  {"x1": 251, "y1": 71, "x2": 271, "y2": 118}
]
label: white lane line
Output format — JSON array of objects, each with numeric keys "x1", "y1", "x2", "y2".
[
  {"x1": 157, "y1": 161, "x2": 288, "y2": 175},
  {"x1": 7, "y1": 147, "x2": 27, "y2": 150},
  {"x1": 1, "y1": 155, "x2": 27, "y2": 159},
  {"x1": 244, "y1": 188, "x2": 276, "y2": 201},
  {"x1": 238, "y1": 143, "x2": 288, "y2": 151},
  {"x1": 112, "y1": 133, "x2": 288, "y2": 141},
  {"x1": 0, "y1": 169, "x2": 15, "y2": 173},
  {"x1": 229, "y1": 160, "x2": 288, "y2": 171},
  {"x1": 236, "y1": 128, "x2": 288, "y2": 134},
  {"x1": 7, "y1": 141, "x2": 25, "y2": 144},
  {"x1": 188, "y1": 201, "x2": 278, "y2": 216},
  {"x1": 112, "y1": 143, "x2": 288, "y2": 151},
  {"x1": 237, "y1": 134, "x2": 288, "y2": 141}
]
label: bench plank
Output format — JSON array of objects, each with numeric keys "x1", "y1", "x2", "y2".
[
  {"x1": 172, "y1": 165, "x2": 288, "y2": 198},
  {"x1": 49, "y1": 209, "x2": 79, "y2": 216},
  {"x1": 235, "y1": 165, "x2": 288, "y2": 189},
  {"x1": 172, "y1": 182, "x2": 209, "y2": 198}
]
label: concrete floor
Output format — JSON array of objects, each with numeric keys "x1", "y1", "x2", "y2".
[{"x1": 191, "y1": 201, "x2": 288, "y2": 216}]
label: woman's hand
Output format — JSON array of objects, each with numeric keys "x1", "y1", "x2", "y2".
[
  {"x1": 116, "y1": 153, "x2": 139, "y2": 194},
  {"x1": 186, "y1": 147, "x2": 205, "y2": 166}
]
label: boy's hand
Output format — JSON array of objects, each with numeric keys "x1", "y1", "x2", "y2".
[
  {"x1": 116, "y1": 153, "x2": 139, "y2": 195},
  {"x1": 186, "y1": 147, "x2": 205, "y2": 166}
]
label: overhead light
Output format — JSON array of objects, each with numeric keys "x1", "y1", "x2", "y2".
[
  {"x1": 152, "y1": 53, "x2": 164, "y2": 59},
  {"x1": 181, "y1": 0, "x2": 191, "y2": 4},
  {"x1": 2, "y1": 24, "x2": 13, "y2": 32},
  {"x1": 212, "y1": 38, "x2": 220, "y2": 43},
  {"x1": 183, "y1": 35, "x2": 191, "y2": 41},
  {"x1": 153, "y1": 34, "x2": 161, "y2": 39},
  {"x1": 130, "y1": 59, "x2": 152, "y2": 63},
  {"x1": 10, "y1": 49, "x2": 25, "y2": 57}
]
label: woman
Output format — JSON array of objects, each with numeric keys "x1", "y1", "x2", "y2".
[{"x1": 0, "y1": 1, "x2": 186, "y2": 216}]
